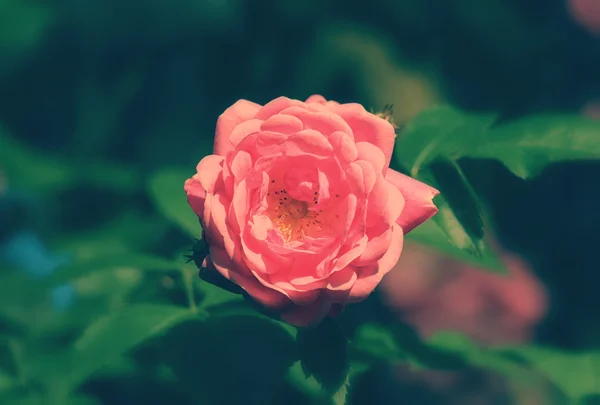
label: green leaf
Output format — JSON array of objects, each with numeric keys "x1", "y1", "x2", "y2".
[
  {"x1": 0, "y1": 371, "x2": 16, "y2": 395},
  {"x1": 410, "y1": 165, "x2": 505, "y2": 273},
  {"x1": 0, "y1": 129, "x2": 139, "y2": 193},
  {"x1": 395, "y1": 107, "x2": 600, "y2": 273},
  {"x1": 397, "y1": 106, "x2": 600, "y2": 180},
  {"x1": 162, "y1": 315, "x2": 298, "y2": 405},
  {"x1": 298, "y1": 318, "x2": 349, "y2": 394},
  {"x1": 427, "y1": 332, "x2": 525, "y2": 376},
  {"x1": 467, "y1": 115, "x2": 600, "y2": 179},
  {"x1": 498, "y1": 345, "x2": 600, "y2": 401},
  {"x1": 27, "y1": 304, "x2": 198, "y2": 394},
  {"x1": 0, "y1": 391, "x2": 44, "y2": 405},
  {"x1": 0, "y1": 0, "x2": 54, "y2": 63},
  {"x1": 61, "y1": 394, "x2": 102, "y2": 405},
  {"x1": 286, "y1": 361, "x2": 324, "y2": 398},
  {"x1": 428, "y1": 159, "x2": 484, "y2": 241},
  {"x1": 52, "y1": 212, "x2": 169, "y2": 259},
  {"x1": 424, "y1": 333, "x2": 575, "y2": 397},
  {"x1": 148, "y1": 169, "x2": 202, "y2": 238},
  {"x1": 331, "y1": 370, "x2": 352, "y2": 405},
  {"x1": 380, "y1": 322, "x2": 467, "y2": 371},
  {"x1": 0, "y1": 270, "x2": 50, "y2": 332},
  {"x1": 394, "y1": 107, "x2": 505, "y2": 273},
  {"x1": 352, "y1": 324, "x2": 403, "y2": 362},
  {"x1": 196, "y1": 279, "x2": 244, "y2": 310},
  {"x1": 50, "y1": 253, "x2": 184, "y2": 285},
  {"x1": 342, "y1": 366, "x2": 384, "y2": 405},
  {"x1": 395, "y1": 106, "x2": 497, "y2": 177},
  {"x1": 406, "y1": 210, "x2": 504, "y2": 273},
  {"x1": 0, "y1": 129, "x2": 72, "y2": 191}
]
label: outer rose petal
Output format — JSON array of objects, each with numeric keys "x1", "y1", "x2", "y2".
[
  {"x1": 184, "y1": 155, "x2": 225, "y2": 218},
  {"x1": 194, "y1": 155, "x2": 225, "y2": 193},
  {"x1": 209, "y1": 246, "x2": 289, "y2": 309},
  {"x1": 305, "y1": 94, "x2": 340, "y2": 108},
  {"x1": 332, "y1": 103, "x2": 396, "y2": 171},
  {"x1": 385, "y1": 169, "x2": 439, "y2": 233},
  {"x1": 348, "y1": 223, "x2": 404, "y2": 302},
  {"x1": 255, "y1": 96, "x2": 306, "y2": 120},
  {"x1": 214, "y1": 99, "x2": 262, "y2": 156},
  {"x1": 184, "y1": 177, "x2": 206, "y2": 218},
  {"x1": 279, "y1": 295, "x2": 333, "y2": 327}
]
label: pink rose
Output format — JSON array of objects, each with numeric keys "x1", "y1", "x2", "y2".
[{"x1": 184, "y1": 95, "x2": 438, "y2": 326}]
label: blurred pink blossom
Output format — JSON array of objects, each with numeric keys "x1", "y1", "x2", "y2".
[
  {"x1": 569, "y1": 0, "x2": 600, "y2": 35},
  {"x1": 381, "y1": 243, "x2": 547, "y2": 346},
  {"x1": 583, "y1": 100, "x2": 600, "y2": 119}
]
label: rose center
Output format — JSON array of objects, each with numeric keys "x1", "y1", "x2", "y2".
[
  {"x1": 288, "y1": 199, "x2": 309, "y2": 219},
  {"x1": 266, "y1": 185, "x2": 323, "y2": 242}
]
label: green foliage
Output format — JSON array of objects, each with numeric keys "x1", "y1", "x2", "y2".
[
  {"x1": 466, "y1": 115, "x2": 600, "y2": 179},
  {"x1": 395, "y1": 106, "x2": 498, "y2": 176},
  {"x1": 161, "y1": 315, "x2": 297, "y2": 405},
  {"x1": 352, "y1": 324, "x2": 404, "y2": 362},
  {"x1": 42, "y1": 304, "x2": 199, "y2": 395},
  {"x1": 415, "y1": 332, "x2": 600, "y2": 402},
  {"x1": 498, "y1": 345, "x2": 600, "y2": 401},
  {"x1": 395, "y1": 105, "x2": 600, "y2": 274},
  {"x1": 148, "y1": 168, "x2": 202, "y2": 238},
  {"x1": 0, "y1": 130, "x2": 139, "y2": 193},
  {"x1": 49, "y1": 254, "x2": 183, "y2": 285},
  {"x1": 298, "y1": 318, "x2": 349, "y2": 393},
  {"x1": 0, "y1": 0, "x2": 54, "y2": 76},
  {"x1": 394, "y1": 107, "x2": 506, "y2": 273}
]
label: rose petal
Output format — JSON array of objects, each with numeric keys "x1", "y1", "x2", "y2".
[
  {"x1": 385, "y1": 169, "x2": 439, "y2": 233},
  {"x1": 205, "y1": 193, "x2": 236, "y2": 257},
  {"x1": 184, "y1": 177, "x2": 206, "y2": 218},
  {"x1": 333, "y1": 235, "x2": 368, "y2": 272},
  {"x1": 345, "y1": 161, "x2": 377, "y2": 197},
  {"x1": 383, "y1": 180, "x2": 406, "y2": 225},
  {"x1": 286, "y1": 129, "x2": 334, "y2": 157},
  {"x1": 214, "y1": 99, "x2": 262, "y2": 156},
  {"x1": 330, "y1": 131, "x2": 358, "y2": 165},
  {"x1": 229, "y1": 119, "x2": 263, "y2": 149},
  {"x1": 261, "y1": 113, "x2": 304, "y2": 134},
  {"x1": 229, "y1": 151, "x2": 253, "y2": 182},
  {"x1": 348, "y1": 223, "x2": 404, "y2": 302},
  {"x1": 209, "y1": 246, "x2": 289, "y2": 309},
  {"x1": 255, "y1": 96, "x2": 307, "y2": 120},
  {"x1": 192, "y1": 155, "x2": 224, "y2": 194},
  {"x1": 305, "y1": 94, "x2": 328, "y2": 104},
  {"x1": 333, "y1": 103, "x2": 396, "y2": 170},
  {"x1": 280, "y1": 106, "x2": 353, "y2": 137},
  {"x1": 327, "y1": 267, "x2": 358, "y2": 300},
  {"x1": 305, "y1": 94, "x2": 340, "y2": 109},
  {"x1": 356, "y1": 142, "x2": 386, "y2": 174},
  {"x1": 228, "y1": 180, "x2": 250, "y2": 235},
  {"x1": 279, "y1": 295, "x2": 333, "y2": 327},
  {"x1": 355, "y1": 226, "x2": 393, "y2": 266}
]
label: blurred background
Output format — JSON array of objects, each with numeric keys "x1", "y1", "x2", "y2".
[{"x1": 1, "y1": 0, "x2": 600, "y2": 404}]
